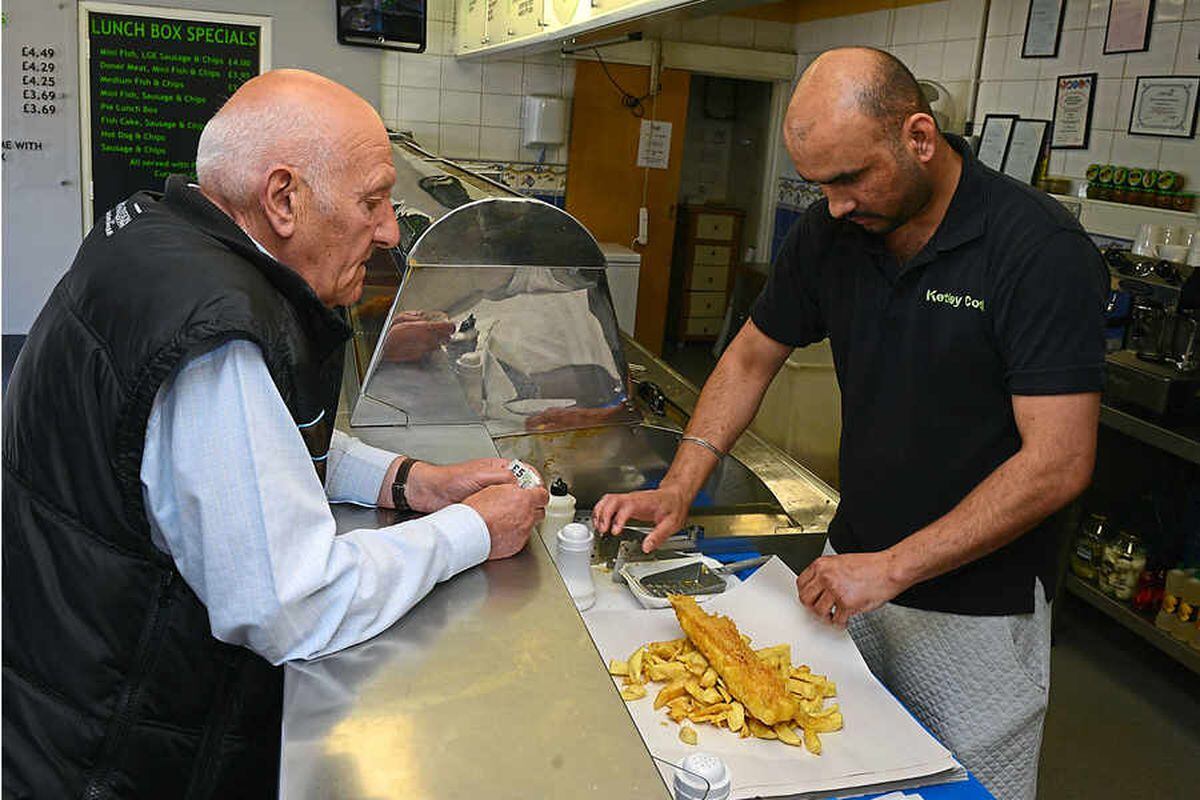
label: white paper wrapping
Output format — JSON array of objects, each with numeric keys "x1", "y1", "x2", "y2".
[{"x1": 581, "y1": 558, "x2": 964, "y2": 799}]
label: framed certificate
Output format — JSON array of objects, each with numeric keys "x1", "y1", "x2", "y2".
[
  {"x1": 1023, "y1": 0, "x2": 1066, "y2": 58},
  {"x1": 1104, "y1": 0, "x2": 1154, "y2": 54},
  {"x1": 1051, "y1": 73, "x2": 1097, "y2": 149},
  {"x1": 1002, "y1": 119, "x2": 1050, "y2": 185},
  {"x1": 977, "y1": 113, "x2": 1017, "y2": 171},
  {"x1": 1128, "y1": 75, "x2": 1200, "y2": 138}
]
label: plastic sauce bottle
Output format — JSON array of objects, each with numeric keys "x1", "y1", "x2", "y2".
[
  {"x1": 555, "y1": 523, "x2": 595, "y2": 611},
  {"x1": 539, "y1": 477, "x2": 576, "y2": 547}
]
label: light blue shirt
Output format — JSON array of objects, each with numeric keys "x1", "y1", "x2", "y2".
[{"x1": 140, "y1": 338, "x2": 491, "y2": 665}]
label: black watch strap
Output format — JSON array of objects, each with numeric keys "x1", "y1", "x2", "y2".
[{"x1": 391, "y1": 457, "x2": 419, "y2": 513}]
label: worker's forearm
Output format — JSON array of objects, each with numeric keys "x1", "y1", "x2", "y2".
[
  {"x1": 661, "y1": 332, "x2": 787, "y2": 499},
  {"x1": 886, "y1": 447, "x2": 1091, "y2": 590}
]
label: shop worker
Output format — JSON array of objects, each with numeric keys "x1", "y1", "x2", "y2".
[
  {"x1": 595, "y1": 47, "x2": 1105, "y2": 799},
  {"x1": 3, "y1": 69, "x2": 547, "y2": 798}
]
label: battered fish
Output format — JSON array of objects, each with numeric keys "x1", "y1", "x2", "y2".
[{"x1": 669, "y1": 595, "x2": 797, "y2": 725}]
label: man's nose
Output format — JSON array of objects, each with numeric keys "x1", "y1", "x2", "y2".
[
  {"x1": 825, "y1": 190, "x2": 855, "y2": 219},
  {"x1": 376, "y1": 206, "x2": 401, "y2": 249}
]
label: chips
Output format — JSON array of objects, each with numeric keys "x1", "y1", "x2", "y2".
[{"x1": 610, "y1": 630, "x2": 843, "y2": 753}]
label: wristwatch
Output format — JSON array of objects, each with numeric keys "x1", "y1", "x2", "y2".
[{"x1": 391, "y1": 457, "x2": 419, "y2": 513}]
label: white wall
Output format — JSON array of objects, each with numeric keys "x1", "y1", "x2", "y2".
[
  {"x1": 380, "y1": 3, "x2": 797, "y2": 163},
  {"x1": 1, "y1": 0, "x2": 384, "y2": 334},
  {"x1": 793, "y1": 0, "x2": 987, "y2": 134},
  {"x1": 976, "y1": 0, "x2": 1200, "y2": 182}
]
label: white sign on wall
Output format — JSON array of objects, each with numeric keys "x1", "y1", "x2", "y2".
[
  {"x1": 636, "y1": 119, "x2": 671, "y2": 170},
  {"x1": 2, "y1": 2, "x2": 83, "y2": 334}
]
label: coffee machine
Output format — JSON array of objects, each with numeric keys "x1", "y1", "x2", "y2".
[{"x1": 1104, "y1": 247, "x2": 1200, "y2": 418}]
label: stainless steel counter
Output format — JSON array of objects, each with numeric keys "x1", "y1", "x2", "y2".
[{"x1": 280, "y1": 424, "x2": 670, "y2": 799}]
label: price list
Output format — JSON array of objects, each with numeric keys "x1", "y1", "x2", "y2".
[
  {"x1": 85, "y1": 11, "x2": 263, "y2": 222},
  {"x1": 20, "y1": 46, "x2": 59, "y2": 117}
]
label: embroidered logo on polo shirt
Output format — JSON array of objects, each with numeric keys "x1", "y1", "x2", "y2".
[{"x1": 925, "y1": 288, "x2": 986, "y2": 311}]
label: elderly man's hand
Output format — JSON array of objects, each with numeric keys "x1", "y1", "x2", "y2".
[
  {"x1": 382, "y1": 311, "x2": 454, "y2": 362},
  {"x1": 463, "y1": 484, "x2": 549, "y2": 560},
  {"x1": 794, "y1": 552, "x2": 906, "y2": 627},
  {"x1": 405, "y1": 458, "x2": 519, "y2": 513}
]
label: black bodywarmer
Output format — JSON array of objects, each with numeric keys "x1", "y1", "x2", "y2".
[{"x1": 3, "y1": 176, "x2": 349, "y2": 798}]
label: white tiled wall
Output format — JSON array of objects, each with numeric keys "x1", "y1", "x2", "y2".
[
  {"x1": 976, "y1": 0, "x2": 1200, "y2": 182},
  {"x1": 378, "y1": 0, "x2": 576, "y2": 161},
  {"x1": 793, "y1": 0, "x2": 988, "y2": 139},
  {"x1": 378, "y1": 2, "x2": 798, "y2": 164}
]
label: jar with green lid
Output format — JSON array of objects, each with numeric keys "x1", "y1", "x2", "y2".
[
  {"x1": 1098, "y1": 531, "x2": 1148, "y2": 601},
  {"x1": 1156, "y1": 170, "x2": 1180, "y2": 192},
  {"x1": 1070, "y1": 513, "x2": 1110, "y2": 581},
  {"x1": 1141, "y1": 169, "x2": 1158, "y2": 189},
  {"x1": 1085, "y1": 163, "x2": 1101, "y2": 183}
]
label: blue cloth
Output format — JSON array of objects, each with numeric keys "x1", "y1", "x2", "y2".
[{"x1": 140, "y1": 339, "x2": 491, "y2": 665}]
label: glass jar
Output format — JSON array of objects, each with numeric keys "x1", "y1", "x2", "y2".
[
  {"x1": 1098, "y1": 531, "x2": 1148, "y2": 601},
  {"x1": 1174, "y1": 192, "x2": 1196, "y2": 213},
  {"x1": 1070, "y1": 513, "x2": 1110, "y2": 581}
]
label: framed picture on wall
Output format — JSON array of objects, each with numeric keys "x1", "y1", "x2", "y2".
[
  {"x1": 1051, "y1": 73, "x2": 1097, "y2": 149},
  {"x1": 1104, "y1": 0, "x2": 1154, "y2": 54},
  {"x1": 977, "y1": 114, "x2": 1018, "y2": 171},
  {"x1": 1128, "y1": 75, "x2": 1200, "y2": 138},
  {"x1": 1023, "y1": 0, "x2": 1067, "y2": 58},
  {"x1": 1002, "y1": 119, "x2": 1051, "y2": 185}
]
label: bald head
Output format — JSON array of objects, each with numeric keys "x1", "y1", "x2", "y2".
[
  {"x1": 786, "y1": 48, "x2": 932, "y2": 147},
  {"x1": 196, "y1": 69, "x2": 385, "y2": 212}
]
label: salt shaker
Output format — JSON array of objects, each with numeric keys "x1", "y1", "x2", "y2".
[
  {"x1": 674, "y1": 752, "x2": 731, "y2": 800},
  {"x1": 555, "y1": 522, "x2": 595, "y2": 611}
]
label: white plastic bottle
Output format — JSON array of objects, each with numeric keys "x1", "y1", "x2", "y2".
[
  {"x1": 539, "y1": 477, "x2": 576, "y2": 547},
  {"x1": 555, "y1": 522, "x2": 595, "y2": 611}
]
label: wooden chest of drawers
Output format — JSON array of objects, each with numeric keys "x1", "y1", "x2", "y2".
[{"x1": 676, "y1": 206, "x2": 743, "y2": 342}]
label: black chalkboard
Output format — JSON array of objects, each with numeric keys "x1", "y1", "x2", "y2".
[{"x1": 84, "y1": 9, "x2": 264, "y2": 223}]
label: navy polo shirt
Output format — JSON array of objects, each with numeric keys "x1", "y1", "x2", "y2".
[{"x1": 752, "y1": 135, "x2": 1106, "y2": 615}]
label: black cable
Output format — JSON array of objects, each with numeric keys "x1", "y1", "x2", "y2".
[{"x1": 593, "y1": 47, "x2": 652, "y2": 118}]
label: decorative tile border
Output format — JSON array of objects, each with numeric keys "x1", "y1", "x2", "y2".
[
  {"x1": 458, "y1": 160, "x2": 568, "y2": 196},
  {"x1": 777, "y1": 176, "x2": 823, "y2": 211}
]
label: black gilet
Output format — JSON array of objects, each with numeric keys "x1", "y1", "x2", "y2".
[{"x1": 2, "y1": 176, "x2": 349, "y2": 798}]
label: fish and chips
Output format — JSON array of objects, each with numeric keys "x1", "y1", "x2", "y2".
[{"x1": 609, "y1": 595, "x2": 843, "y2": 755}]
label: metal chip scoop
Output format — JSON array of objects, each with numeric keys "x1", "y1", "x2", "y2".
[{"x1": 635, "y1": 556, "x2": 771, "y2": 598}]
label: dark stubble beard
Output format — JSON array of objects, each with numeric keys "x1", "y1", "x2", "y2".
[{"x1": 851, "y1": 148, "x2": 934, "y2": 236}]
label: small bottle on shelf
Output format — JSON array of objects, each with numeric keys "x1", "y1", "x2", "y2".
[
  {"x1": 1099, "y1": 530, "x2": 1148, "y2": 601},
  {"x1": 1155, "y1": 569, "x2": 1189, "y2": 636},
  {"x1": 1070, "y1": 514, "x2": 1109, "y2": 582},
  {"x1": 1173, "y1": 574, "x2": 1200, "y2": 642}
]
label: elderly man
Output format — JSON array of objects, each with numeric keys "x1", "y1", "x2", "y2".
[
  {"x1": 3, "y1": 70, "x2": 546, "y2": 798},
  {"x1": 594, "y1": 48, "x2": 1105, "y2": 798}
]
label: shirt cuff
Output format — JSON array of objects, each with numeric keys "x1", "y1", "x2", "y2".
[
  {"x1": 427, "y1": 503, "x2": 491, "y2": 574},
  {"x1": 325, "y1": 430, "x2": 400, "y2": 506}
]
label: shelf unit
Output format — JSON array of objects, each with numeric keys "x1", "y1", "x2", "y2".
[
  {"x1": 1099, "y1": 404, "x2": 1200, "y2": 465},
  {"x1": 1064, "y1": 574, "x2": 1200, "y2": 676}
]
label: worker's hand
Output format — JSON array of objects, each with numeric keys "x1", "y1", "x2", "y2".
[
  {"x1": 405, "y1": 458, "x2": 518, "y2": 513},
  {"x1": 592, "y1": 484, "x2": 690, "y2": 553},
  {"x1": 795, "y1": 552, "x2": 906, "y2": 627},
  {"x1": 463, "y1": 484, "x2": 549, "y2": 560},
  {"x1": 382, "y1": 311, "x2": 454, "y2": 362}
]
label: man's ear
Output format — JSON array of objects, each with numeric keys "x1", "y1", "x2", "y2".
[
  {"x1": 261, "y1": 166, "x2": 302, "y2": 239},
  {"x1": 903, "y1": 113, "x2": 939, "y2": 164}
]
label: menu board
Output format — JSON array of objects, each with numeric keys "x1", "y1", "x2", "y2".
[{"x1": 79, "y1": 3, "x2": 270, "y2": 224}]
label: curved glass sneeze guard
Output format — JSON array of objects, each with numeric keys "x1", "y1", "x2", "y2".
[{"x1": 351, "y1": 197, "x2": 641, "y2": 438}]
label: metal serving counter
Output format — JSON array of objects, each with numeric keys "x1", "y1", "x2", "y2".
[{"x1": 279, "y1": 139, "x2": 840, "y2": 798}]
